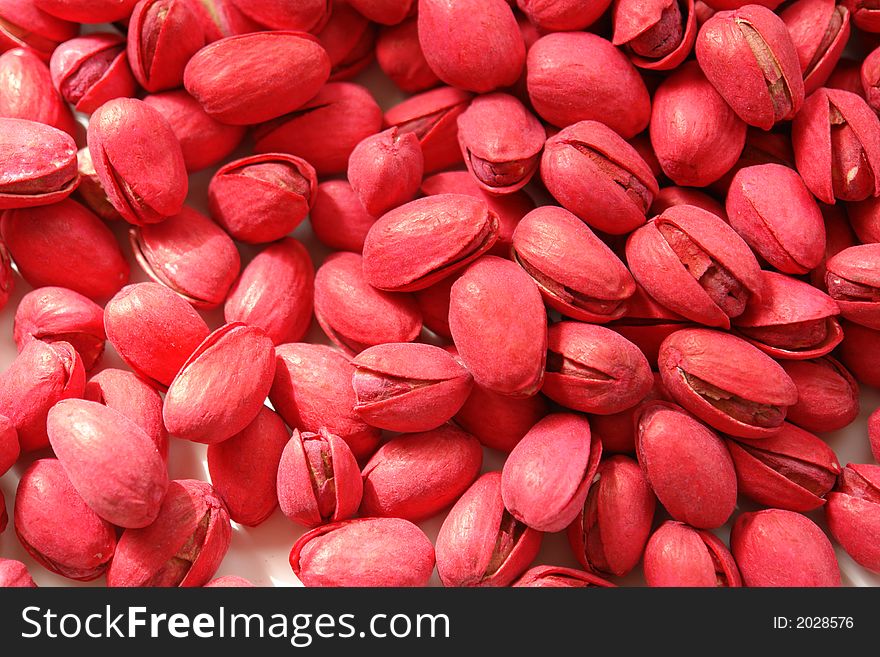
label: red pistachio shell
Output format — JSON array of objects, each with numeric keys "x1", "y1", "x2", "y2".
[
  {"x1": 696, "y1": 5, "x2": 805, "y2": 129},
  {"x1": 644, "y1": 521, "x2": 742, "y2": 587},
  {"x1": 0, "y1": 414, "x2": 18, "y2": 475},
  {"x1": 0, "y1": 340, "x2": 84, "y2": 452},
  {"x1": 0, "y1": 0, "x2": 78, "y2": 61},
  {"x1": 436, "y1": 471, "x2": 542, "y2": 587},
  {"x1": 104, "y1": 282, "x2": 210, "y2": 388},
  {"x1": 34, "y1": 0, "x2": 138, "y2": 22},
  {"x1": 184, "y1": 31, "x2": 331, "y2": 125},
  {"x1": 726, "y1": 164, "x2": 826, "y2": 274},
  {"x1": 375, "y1": 17, "x2": 439, "y2": 93},
  {"x1": 88, "y1": 98, "x2": 188, "y2": 226},
  {"x1": 782, "y1": 0, "x2": 850, "y2": 94},
  {"x1": 567, "y1": 455, "x2": 656, "y2": 577},
  {"x1": 589, "y1": 373, "x2": 673, "y2": 454},
  {"x1": 727, "y1": 422, "x2": 840, "y2": 512},
  {"x1": 316, "y1": 2, "x2": 375, "y2": 82},
  {"x1": 527, "y1": 32, "x2": 651, "y2": 137},
  {"x1": 636, "y1": 402, "x2": 737, "y2": 528},
  {"x1": 449, "y1": 256, "x2": 547, "y2": 397},
  {"x1": 848, "y1": 196, "x2": 880, "y2": 245},
  {"x1": 255, "y1": 82, "x2": 383, "y2": 176},
  {"x1": 413, "y1": 274, "x2": 455, "y2": 340},
  {"x1": 810, "y1": 202, "x2": 856, "y2": 290},
  {"x1": 270, "y1": 343, "x2": 381, "y2": 460},
  {"x1": 626, "y1": 205, "x2": 763, "y2": 329},
  {"x1": 501, "y1": 413, "x2": 602, "y2": 533},
  {"x1": 421, "y1": 171, "x2": 535, "y2": 259},
  {"x1": 384, "y1": 87, "x2": 471, "y2": 174},
  {"x1": 0, "y1": 48, "x2": 76, "y2": 137},
  {"x1": 107, "y1": 479, "x2": 231, "y2": 587},
  {"x1": 361, "y1": 425, "x2": 482, "y2": 522},
  {"x1": 209, "y1": 153, "x2": 317, "y2": 244},
  {"x1": 651, "y1": 186, "x2": 726, "y2": 218},
  {"x1": 543, "y1": 322, "x2": 653, "y2": 415},
  {"x1": 731, "y1": 509, "x2": 841, "y2": 586},
  {"x1": 825, "y1": 243, "x2": 880, "y2": 329},
  {"x1": 781, "y1": 357, "x2": 859, "y2": 433},
  {"x1": 454, "y1": 383, "x2": 549, "y2": 453},
  {"x1": 14, "y1": 286, "x2": 105, "y2": 370},
  {"x1": 792, "y1": 88, "x2": 880, "y2": 204},
  {"x1": 131, "y1": 206, "x2": 241, "y2": 309},
  {"x1": 839, "y1": 320, "x2": 880, "y2": 388},
  {"x1": 614, "y1": 0, "x2": 697, "y2": 70},
  {"x1": 541, "y1": 120, "x2": 658, "y2": 235},
  {"x1": 224, "y1": 238, "x2": 315, "y2": 346},
  {"x1": 227, "y1": 0, "x2": 329, "y2": 31},
  {"x1": 314, "y1": 252, "x2": 421, "y2": 354},
  {"x1": 0, "y1": 559, "x2": 37, "y2": 587},
  {"x1": 84, "y1": 368, "x2": 168, "y2": 460},
  {"x1": 48, "y1": 399, "x2": 168, "y2": 528},
  {"x1": 348, "y1": 0, "x2": 414, "y2": 25},
  {"x1": 650, "y1": 62, "x2": 746, "y2": 186},
  {"x1": 513, "y1": 565, "x2": 615, "y2": 588},
  {"x1": 0, "y1": 118, "x2": 78, "y2": 209},
  {"x1": 828, "y1": 57, "x2": 864, "y2": 95},
  {"x1": 418, "y1": 0, "x2": 524, "y2": 93},
  {"x1": 733, "y1": 270, "x2": 841, "y2": 360},
  {"x1": 15, "y1": 459, "x2": 116, "y2": 581},
  {"x1": 826, "y1": 464, "x2": 880, "y2": 573},
  {"x1": 843, "y1": 0, "x2": 880, "y2": 32},
  {"x1": 456, "y1": 93, "x2": 545, "y2": 195},
  {"x1": 870, "y1": 408, "x2": 880, "y2": 462},
  {"x1": 310, "y1": 181, "x2": 377, "y2": 253},
  {"x1": 1, "y1": 200, "x2": 129, "y2": 301},
  {"x1": 208, "y1": 406, "x2": 289, "y2": 527},
  {"x1": 864, "y1": 46, "x2": 880, "y2": 113},
  {"x1": 74, "y1": 146, "x2": 120, "y2": 222},
  {"x1": 362, "y1": 194, "x2": 499, "y2": 292},
  {"x1": 163, "y1": 323, "x2": 276, "y2": 445},
  {"x1": 513, "y1": 206, "x2": 636, "y2": 323},
  {"x1": 128, "y1": 0, "x2": 206, "y2": 92},
  {"x1": 290, "y1": 518, "x2": 435, "y2": 587},
  {"x1": 348, "y1": 127, "x2": 424, "y2": 217},
  {"x1": 277, "y1": 427, "x2": 362, "y2": 529},
  {"x1": 659, "y1": 328, "x2": 798, "y2": 438},
  {"x1": 143, "y1": 90, "x2": 245, "y2": 173},
  {"x1": 49, "y1": 33, "x2": 136, "y2": 115},
  {"x1": 517, "y1": 0, "x2": 611, "y2": 31},
  {"x1": 353, "y1": 343, "x2": 473, "y2": 433}
]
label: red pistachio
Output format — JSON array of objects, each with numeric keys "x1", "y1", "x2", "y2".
[
  {"x1": 271, "y1": 344, "x2": 381, "y2": 460},
  {"x1": 614, "y1": 0, "x2": 697, "y2": 70},
  {"x1": 209, "y1": 153, "x2": 317, "y2": 244},
  {"x1": 696, "y1": 5, "x2": 805, "y2": 129},
  {"x1": 224, "y1": 238, "x2": 315, "y2": 346},
  {"x1": 130, "y1": 206, "x2": 241, "y2": 309},
  {"x1": 104, "y1": 282, "x2": 210, "y2": 388},
  {"x1": 864, "y1": 46, "x2": 880, "y2": 113},
  {"x1": 290, "y1": 518, "x2": 435, "y2": 587},
  {"x1": 644, "y1": 521, "x2": 742, "y2": 587},
  {"x1": 184, "y1": 31, "x2": 331, "y2": 125},
  {"x1": 316, "y1": 2, "x2": 375, "y2": 82},
  {"x1": 163, "y1": 323, "x2": 276, "y2": 445},
  {"x1": 527, "y1": 32, "x2": 651, "y2": 137},
  {"x1": 34, "y1": 0, "x2": 139, "y2": 22},
  {"x1": 0, "y1": 0, "x2": 78, "y2": 61},
  {"x1": 88, "y1": 98, "x2": 188, "y2": 225},
  {"x1": 436, "y1": 472, "x2": 542, "y2": 587},
  {"x1": 512, "y1": 206, "x2": 636, "y2": 323},
  {"x1": 838, "y1": 319, "x2": 880, "y2": 388},
  {"x1": 50, "y1": 33, "x2": 136, "y2": 115},
  {"x1": 108, "y1": 479, "x2": 231, "y2": 587},
  {"x1": 607, "y1": 286, "x2": 694, "y2": 366},
  {"x1": 516, "y1": 0, "x2": 611, "y2": 31},
  {"x1": 348, "y1": 0, "x2": 414, "y2": 25},
  {"x1": 348, "y1": 127, "x2": 424, "y2": 217},
  {"x1": 15, "y1": 459, "x2": 117, "y2": 581},
  {"x1": 781, "y1": 357, "x2": 859, "y2": 433},
  {"x1": 14, "y1": 286, "x2": 105, "y2": 370},
  {"x1": 353, "y1": 343, "x2": 473, "y2": 433},
  {"x1": 226, "y1": 0, "x2": 330, "y2": 31},
  {"x1": 626, "y1": 205, "x2": 763, "y2": 329},
  {"x1": 782, "y1": 0, "x2": 850, "y2": 94},
  {"x1": 589, "y1": 373, "x2": 673, "y2": 454},
  {"x1": 637, "y1": 401, "x2": 737, "y2": 528},
  {"x1": 826, "y1": 464, "x2": 880, "y2": 573},
  {"x1": 208, "y1": 406, "x2": 289, "y2": 527},
  {"x1": 361, "y1": 425, "x2": 482, "y2": 522},
  {"x1": 870, "y1": 408, "x2": 880, "y2": 462},
  {"x1": 731, "y1": 508, "x2": 841, "y2": 586},
  {"x1": 568, "y1": 455, "x2": 656, "y2": 577},
  {"x1": 733, "y1": 270, "x2": 842, "y2": 360},
  {"x1": 0, "y1": 414, "x2": 17, "y2": 475},
  {"x1": 276, "y1": 427, "x2": 362, "y2": 529},
  {"x1": 0, "y1": 559, "x2": 36, "y2": 587},
  {"x1": 254, "y1": 82, "x2": 383, "y2": 176},
  {"x1": 502, "y1": 413, "x2": 602, "y2": 533},
  {"x1": 651, "y1": 186, "x2": 726, "y2": 218},
  {"x1": 659, "y1": 328, "x2": 798, "y2": 438},
  {"x1": 513, "y1": 565, "x2": 615, "y2": 588},
  {"x1": 309, "y1": 181, "x2": 378, "y2": 253},
  {"x1": 541, "y1": 120, "x2": 659, "y2": 235},
  {"x1": 48, "y1": 399, "x2": 168, "y2": 528},
  {"x1": 375, "y1": 17, "x2": 438, "y2": 93},
  {"x1": 450, "y1": 256, "x2": 547, "y2": 397},
  {"x1": 454, "y1": 383, "x2": 550, "y2": 453},
  {"x1": 0, "y1": 48, "x2": 77, "y2": 137},
  {"x1": 825, "y1": 244, "x2": 880, "y2": 329}
]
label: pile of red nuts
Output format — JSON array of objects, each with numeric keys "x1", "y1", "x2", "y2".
[{"x1": 1, "y1": 0, "x2": 880, "y2": 588}]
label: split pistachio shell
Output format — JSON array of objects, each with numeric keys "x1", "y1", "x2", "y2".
[{"x1": 0, "y1": 118, "x2": 78, "y2": 209}]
